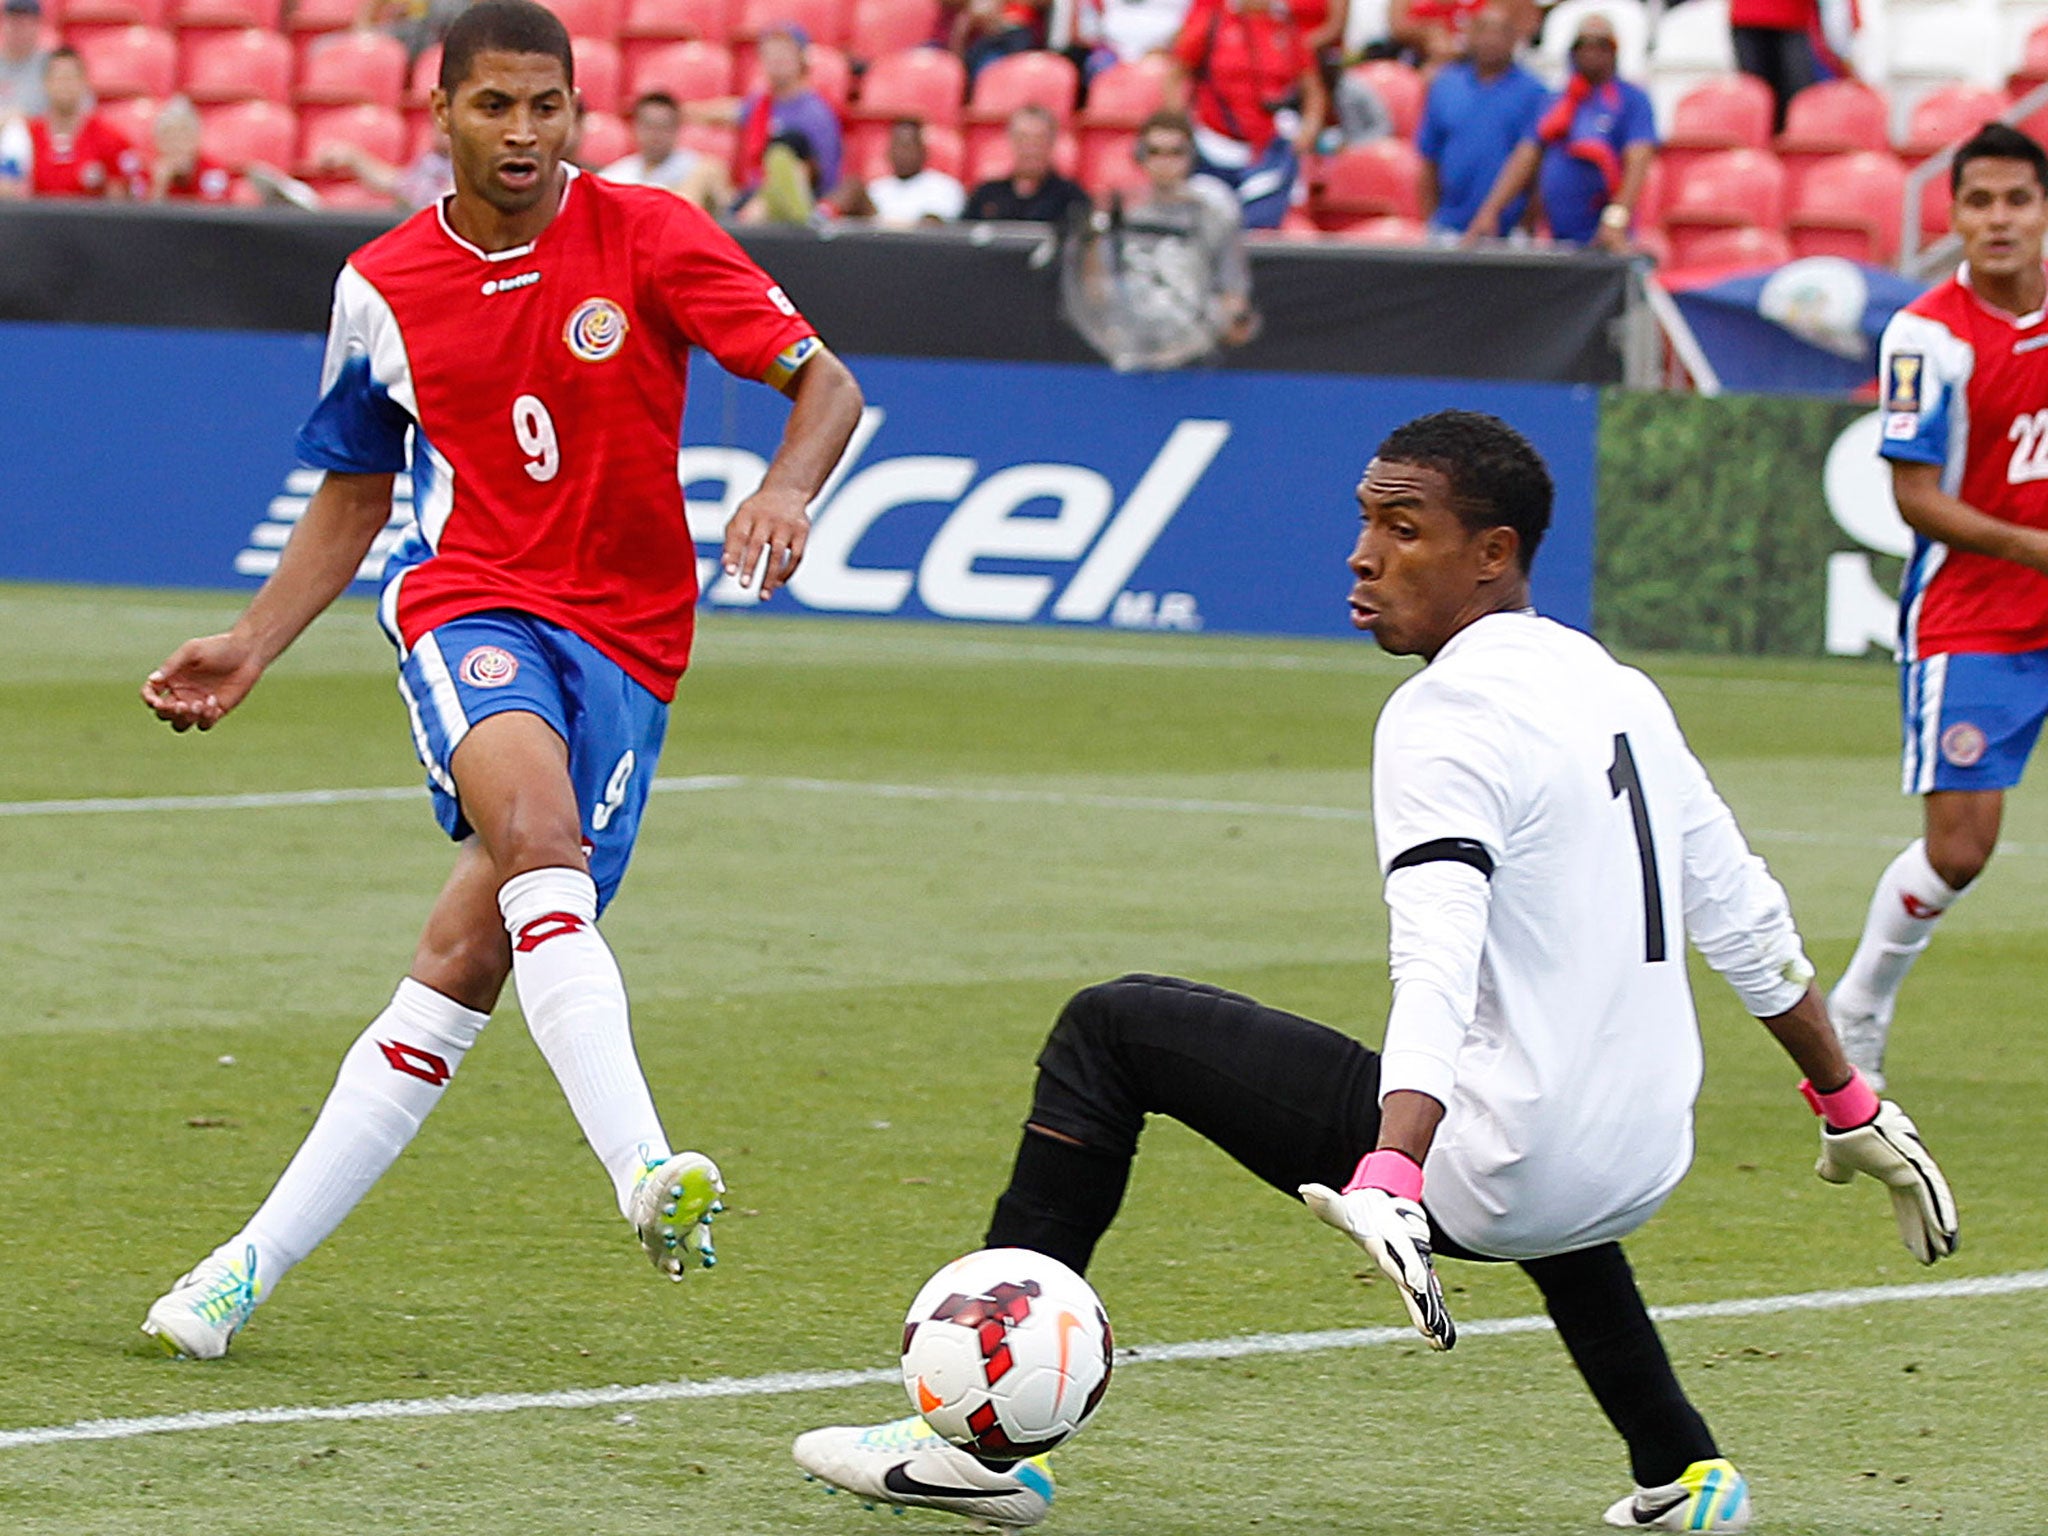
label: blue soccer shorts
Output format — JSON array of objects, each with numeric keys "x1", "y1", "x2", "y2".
[
  {"x1": 1900, "y1": 647, "x2": 2048, "y2": 794},
  {"x1": 392, "y1": 610, "x2": 668, "y2": 912}
]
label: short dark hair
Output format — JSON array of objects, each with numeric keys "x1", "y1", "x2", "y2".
[
  {"x1": 1374, "y1": 410, "x2": 1553, "y2": 572},
  {"x1": 631, "y1": 89, "x2": 679, "y2": 116},
  {"x1": 890, "y1": 116, "x2": 925, "y2": 134},
  {"x1": 440, "y1": 0, "x2": 574, "y2": 93},
  {"x1": 1951, "y1": 121, "x2": 2048, "y2": 195},
  {"x1": 43, "y1": 44, "x2": 80, "y2": 72},
  {"x1": 1138, "y1": 109, "x2": 1192, "y2": 143}
]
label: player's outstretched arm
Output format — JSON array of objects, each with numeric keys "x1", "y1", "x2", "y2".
[
  {"x1": 722, "y1": 346, "x2": 864, "y2": 600},
  {"x1": 1893, "y1": 460, "x2": 2048, "y2": 575},
  {"x1": 141, "y1": 470, "x2": 395, "y2": 732},
  {"x1": 1761, "y1": 985, "x2": 1960, "y2": 1265}
]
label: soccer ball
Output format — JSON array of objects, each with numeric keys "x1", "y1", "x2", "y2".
[{"x1": 899, "y1": 1247, "x2": 1114, "y2": 1459}]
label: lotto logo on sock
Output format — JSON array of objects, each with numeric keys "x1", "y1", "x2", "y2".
[
  {"x1": 379, "y1": 1040, "x2": 452, "y2": 1085},
  {"x1": 1902, "y1": 893, "x2": 1946, "y2": 920},
  {"x1": 515, "y1": 911, "x2": 587, "y2": 951}
]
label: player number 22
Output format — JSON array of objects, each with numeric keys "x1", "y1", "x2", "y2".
[
  {"x1": 2007, "y1": 409, "x2": 2048, "y2": 486},
  {"x1": 513, "y1": 394, "x2": 560, "y2": 483},
  {"x1": 1607, "y1": 733, "x2": 1668, "y2": 964}
]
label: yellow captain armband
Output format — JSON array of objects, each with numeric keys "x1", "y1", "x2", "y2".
[{"x1": 763, "y1": 334, "x2": 823, "y2": 391}]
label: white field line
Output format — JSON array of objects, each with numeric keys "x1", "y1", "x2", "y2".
[
  {"x1": 3, "y1": 1269, "x2": 2043, "y2": 1453},
  {"x1": 0, "y1": 775, "x2": 2023, "y2": 856}
]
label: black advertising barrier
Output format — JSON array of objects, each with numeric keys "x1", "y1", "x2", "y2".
[{"x1": 0, "y1": 201, "x2": 1630, "y2": 383}]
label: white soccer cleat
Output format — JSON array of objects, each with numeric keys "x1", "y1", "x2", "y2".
[
  {"x1": 141, "y1": 1243, "x2": 262, "y2": 1360},
  {"x1": 1826, "y1": 983, "x2": 1890, "y2": 1091},
  {"x1": 1603, "y1": 1457, "x2": 1752, "y2": 1531},
  {"x1": 628, "y1": 1150, "x2": 724, "y2": 1279},
  {"x1": 793, "y1": 1414, "x2": 1056, "y2": 1529}
]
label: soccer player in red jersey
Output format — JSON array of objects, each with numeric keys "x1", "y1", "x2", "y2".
[
  {"x1": 1830, "y1": 123, "x2": 2048, "y2": 1087},
  {"x1": 0, "y1": 48, "x2": 136, "y2": 198},
  {"x1": 138, "y1": 0, "x2": 864, "y2": 1358}
]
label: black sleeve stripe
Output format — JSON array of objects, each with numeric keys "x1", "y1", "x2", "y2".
[{"x1": 1387, "y1": 838, "x2": 1495, "y2": 879}]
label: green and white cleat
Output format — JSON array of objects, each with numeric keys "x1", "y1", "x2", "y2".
[
  {"x1": 1604, "y1": 1457, "x2": 1752, "y2": 1532},
  {"x1": 141, "y1": 1243, "x2": 262, "y2": 1360},
  {"x1": 629, "y1": 1150, "x2": 724, "y2": 1280},
  {"x1": 793, "y1": 1414, "x2": 1055, "y2": 1530}
]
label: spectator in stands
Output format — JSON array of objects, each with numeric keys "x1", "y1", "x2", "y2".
[
  {"x1": 1415, "y1": 1, "x2": 1546, "y2": 235},
  {"x1": 141, "y1": 96, "x2": 233, "y2": 201},
  {"x1": 690, "y1": 23, "x2": 842, "y2": 206},
  {"x1": 1168, "y1": 0, "x2": 1327, "y2": 229},
  {"x1": 1460, "y1": 12, "x2": 1653, "y2": 251},
  {"x1": 0, "y1": 48, "x2": 136, "y2": 199},
  {"x1": 1076, "y1": 0, "x2": 1193, "y2": 78},
  {"x1": 315, "y1": 121, "x2": 455, "y2": 209},
  {"x1": 1386, "y1": 0, "x2": 1534, "y2": 66},
  {"x1": 946, "y1": 0, "x2": 1049, "y2": 80},
  {"x1": 0, "y1": 0, "x2": 49, "y2": 125},
  {"x1": 840, "y1": 117, "x2": 966, "y2": 224},
  {"x1": 1731, "y1": 0, "x2": 1852, "y2": 131},
  {"x1": 598, "y1": 90, "x2": 731, "y2": 209},
  {"x1": 964, "y1": 102, "x2": 1090, "y2": 222},
  {"x1": 355, "y1": 0, "x2": 475, "y2": 64}
]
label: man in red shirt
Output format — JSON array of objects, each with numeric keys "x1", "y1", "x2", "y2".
[
  {"x1": 141, "y1": 95, "x2": 233, "y2": 202},
  {"x1": 138, "y1": 0, "x2": 864, "y2": 1360},
  {"x1": 1169, "y1": 0, "x2": 1326, "y2": 228},
  {"x1": 0, "y1": 46, "x2": 136, "y2": 198}
]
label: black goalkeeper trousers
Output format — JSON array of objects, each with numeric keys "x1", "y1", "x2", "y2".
[{"x1": 983, "y1": 973, "x2": 1719, "y2": 1487}]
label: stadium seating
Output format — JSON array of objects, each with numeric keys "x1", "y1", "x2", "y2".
[
  {"x1": 1079, "y1": 54, "x2": 1170, "y2": 130},
  {"x1": 1786, "y1": 149, "x2": 1907, "y2": 262},
  {"x1": 75, "y1": 25, "x2": 177, "y2": 98},
  {"x1": 1662, "y1": 146, "x2": 1787, "y2": 266},
  {"x1": 572, "y1": 35, "x2": 624, "y2": 113},
  {"x1": 736, "y1": 0, "x2": 849, "y2": 46},
  {"x1": 1900, "y1": 83, "x2": 2010, "y2": 161},
  {"x1": 98, "y1": 92, "x2": 159, "y2": 149},
  {"x1": 1919, "y1": 165, "x2": 1955, "y2": 242},
  {"x1": 627, "y1": 39, "x2": 735, "y2": 101},
  {"x1": 405, "y1": 44, "x2": 440, "y2": 106},
  {"x1": 622, "y1": 0, "x2": 736, "y2": 73},
  {"x1": 1776, "y1": 78, "x2": 1890, "y2": 195},
  {"x1": 1663, "y1": 222, "x2": 1792, "y2": 273},
  {"x1": 680, "y1": 119, "x2": 736, "y2": 158},
  {"x1": 1664, "y1": 74, "x2": 1773, "y2": 151},
  {"x1": 848, "y1": 0, "x2": 937, "y2": 60},
  {"x1": 198, "y1": 94, "x2": 294, "y2": 169},
  {"x1": 179, "y1": 25, "x2": 290, "y2": 103},
  {"x1": 297, "y1": 100, "x2": 406, "y2": 173},
  {"x1": 1312, "y1": 138, "x2": 1424, "y2": 227},
  {"x1": 283, "y1": 0, "x2": 355, "y2": 32},
  {"x1": 847, "y1": 45, "x2": 965, "y2": 127},
  {"x1": 60, "y1": 0, "x2": 167, "y2": 30},
  {"x1": 169, "y1": 0, "x2": 279, "y2": 31},
  {"x1": 965, "y1": 49, "x2": 1077, "y2": 164},
  {"x1": 576, "y1": 106, "x2": 634, "y2": 165},
  {"x1": 1349, "y1": 58, "x2": 1424, "y2": 140},
  {"x1": 296, "y1": 30, "x2": 406, "y2": 108},
  {"x1": 2010, "y1": 18, "x2": 2048, "y2": 92},
  {"x1": 1082, "y1": 135, "x2": 1149, "y2": 199},
  {"x1": 551, "y1": 0, "x2": 626, "y2": 38},
  {"x1": 849, "y1": 117, "x2": 960, "y2": 179},
  {"x1": 1331, "y1": 213, "x2": 1429, "y2": 244}
]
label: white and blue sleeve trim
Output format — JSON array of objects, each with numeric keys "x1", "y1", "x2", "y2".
[{"x1": 295, "y1": 264, "x2": 419, "y2": 475}]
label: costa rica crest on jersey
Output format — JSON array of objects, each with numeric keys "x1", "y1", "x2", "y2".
[
  {"x1": 459, "y1": 645, "x2": 520, "y2": 688},
  {"x1": 1940, "y1": 721, "x2": 1987, "y2": 768},
  {"x1": 564, "y1": 297, "x2": 629, "y2": 362}
]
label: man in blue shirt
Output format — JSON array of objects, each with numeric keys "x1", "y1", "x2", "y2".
[
  {"x1": 1462, "y1": 11, "x2": 1656, "y2": 250},
  {"x1": 1416, "y1": 3, "x2": 1547, "y2": 236}
]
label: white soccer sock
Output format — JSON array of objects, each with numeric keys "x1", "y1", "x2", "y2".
[
  {"x1": 235, "y1": 977, "x2": 488, "y2": 1289},
  {"x1": 1833, "y1": 839, "x2": 1963, "y2": 1020},
  {"x1": 499, "y1": 867, "x2": 671, "y2": 1216}
]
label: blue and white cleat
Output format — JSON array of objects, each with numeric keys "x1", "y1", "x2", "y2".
[
  {"x1": 628, "y1": 1151, "x2": 724, "y2": 1280},
  {"x1": 141, "y1": 1243, "x2": 262, "y2": 1360},
  {"x1": 1604, "y1": 1458, "x2": 1752, "y2": 1532},
  {"x1": 793, "y1": 1415, "x2": 1055, "y2": 1530}
]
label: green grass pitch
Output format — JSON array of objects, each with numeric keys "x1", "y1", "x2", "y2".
[{"x1": 2, "y1": 582, "x2": 2044, "y2": 1535}]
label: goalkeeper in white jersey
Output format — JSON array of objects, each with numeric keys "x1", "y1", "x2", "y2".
[{"x1": 792, "y1": 410, "x2": 1958, "y2": 1535}]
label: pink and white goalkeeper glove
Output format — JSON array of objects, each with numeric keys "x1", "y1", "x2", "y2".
[
  {"x1": 1301, "y1": 1150, "x2": 1457, "y2": 1351},
  {"x1": 1803, "y1": 1070, "x2": 1960, "y2": 1265}
]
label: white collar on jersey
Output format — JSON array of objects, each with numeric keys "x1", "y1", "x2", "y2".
[
  {"x1": 434, "y1": 163, "x2": 581, "y2": 263},
  {"x1": 1956, "y1": 260, "x2": 2048, "y2": 329}
]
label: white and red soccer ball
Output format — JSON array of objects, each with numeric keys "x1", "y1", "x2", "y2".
[{"x1": 899, "y1": 1248, "x2": 1114, "y2": 1459}]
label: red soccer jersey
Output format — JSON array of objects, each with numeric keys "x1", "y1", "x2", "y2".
[
  {"x1": 1172, "y1": 0, "x2": 1308, "y2": 153},
  {"x1": 295, "y1": 169, "x2": 817, "y2": 700},
  {"x1": 27, "y1": 113, "x2": 136, "y2": 196},
  {"x1": 1878, "y1": 266, "x2": 2048, "y2": 659}
]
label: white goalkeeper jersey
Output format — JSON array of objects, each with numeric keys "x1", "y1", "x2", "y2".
[{"x1": 1371, "y1": 612, "x2": 1808, "y2": 1260}]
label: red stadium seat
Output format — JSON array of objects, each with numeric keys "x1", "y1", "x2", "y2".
[
  {"x1": 2011, "y1": 19, "x2": 2048, "y2": 93},
  {"x1": 199, "y1": 96, "x2": 295, "y2": 169},
  {"x1": 179, "y1": 27, "x2": 289, "y2": 104},
  {"x1": 1312, "y1": 138, "x2": 1423, "y2": 226},
  {"x1": 59, "y1": 0, "x2": 166, "y2": 29},
  {"x1": 847, "y1": 45, "x2": 964, "y2": 127},
  {"x1": 1665, "y1": 74, "x2": 1773, "y2": 166},
  {"x1": 1325, "y1": 213, "x2": 1429, "y2": 244},
  {"x1": 574, "y1": 106, "x2": 635, "y2": 165},
  {"x1": 1663, "y1": 223, "x2": 1791, "y2": 273},
  {"x1": 285, "y1": 0, "x2": 357, "y2": 30},
  {"x1": 1347, "y1": 59, "x2": 1423, "y2": 140},
  {"x1": 298, "y1": 100, "x2": 405, "y2": 173},
  {"x1": 75, "y1": 25, "x2": 176, "y2": 98},
  {"x1": 849, "y1": 117, "x2": 959, "y2": 178},
  {"x1": 572, "y1": 35, "x2": 624, "y2": 112},
  {"x1": 1663, "y1": 147, "x2": 1787, "y2": 266},
  {"x1": 736, "y1": 0, "x2": 848, "y2": 46},
  {"x1": 739, "y1": 39, "x2": 847, "y2": 110},
  {"x1": 628, "y1": 38, "x2": 734, "y2": 100},
  {"x1": 314, "y1": 178, "x2": 399, "y2": 207},
  {"x1": 297, "y1": 29, "x2": 406, "y2": 108},
  {"x1": 680, "y1": 118, "x2": 736, "y2": 157},
  {"x1": 1081, "y1": 132, "x2": 1148, "y2": 199},
  {"x1": 1787, "y1": 149, "x2": 1905, "y2": 263},
  {"x1": 551, "y1": 0, "x2": 625, "y2": 39},
  {"x1": 624, "y1": 0, "x2": 736, "y2": 44},
  {"x1": 848, "y1": 0, "x2": 935, "y2": 61},
  {"x1": 169, "y1": 0, "x2": 279, "y2": 31},
  {"x1": 96, "y1": 92, "x2": 159, "y2": 149},
  {"x1": 1776, "y1": 78, "x2": 1888, "y2": 196},
  {"x1": 1900, "y1": 85, "x2": 2009, "y2": 162},
  {"x1": 1633, "y1": 153, "x2": 1667, "y2": 228},
  {"x1": 1078, "y1": 54, "x2": 1169, "y2": 129},
  {"x1": 966, "y1": 49, "x2": 1076, "y2": 124},
  {"x1": 405, "y1": 43, "x2": 440, "y2": 108}
]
